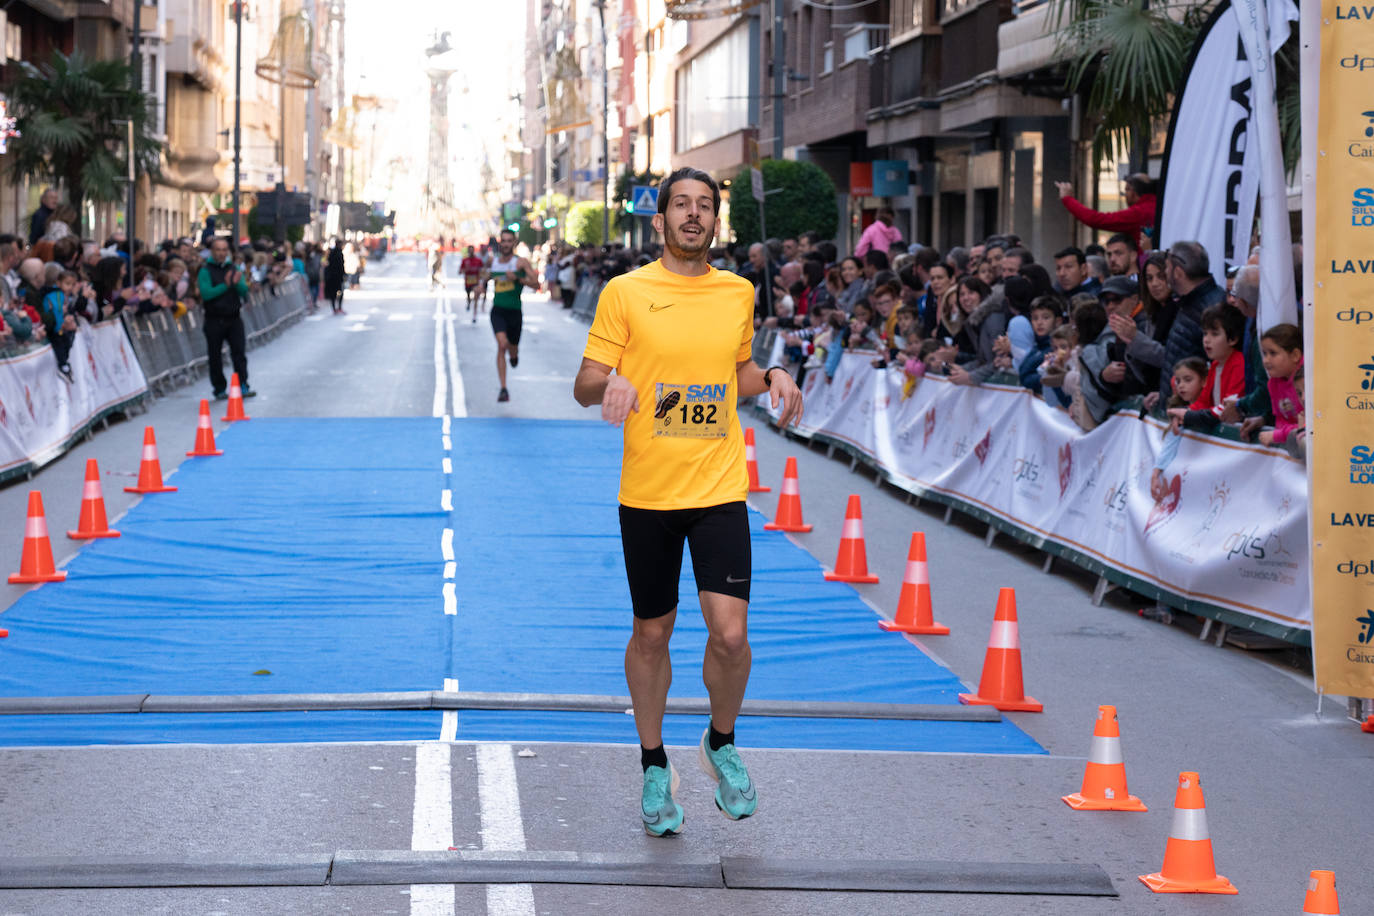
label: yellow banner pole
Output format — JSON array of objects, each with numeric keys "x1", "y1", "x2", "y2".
[{"x1": 1310, "y1": 0, "x2": 1374, "y2": 700}]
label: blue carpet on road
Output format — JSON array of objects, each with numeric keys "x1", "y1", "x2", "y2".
[{"x1": 0, "y1": 417, "x2": 1041, "y2": 754}]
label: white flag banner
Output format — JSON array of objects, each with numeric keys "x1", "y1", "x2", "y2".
[
  {"x1": 1233, "y1": 0, "x2": 1300, "y2": 328},
  {"x1": 1157, "y1": 0, "x2": 1298, "y2": 299},
  {"x1": 755, "y1": 354, "x2": 1310, "y2": 639},
  {"x1": 0, "y1": 320, "x2": 148, "y2": 479}
]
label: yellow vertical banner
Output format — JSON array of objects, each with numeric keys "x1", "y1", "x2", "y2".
[{"x1": 1312, "y1": 0, "x2": 1374, "y2": 697}]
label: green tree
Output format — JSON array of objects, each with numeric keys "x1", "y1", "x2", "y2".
[
  {"x1": 729, "y1": 159, "x2": 838, "y2": 245},
  {"x1": 7, "y1": 50, "x2": 162, "y2": 230},
  {"x1": 612, "y1": 168, "x2": 664, "y2": 234},
  {"x1": 566, "y1": 201, "x2": 607, "y2": 246},
  {"x1": 1051, "y1": 0, "x2": 1301, "y2": 176}
]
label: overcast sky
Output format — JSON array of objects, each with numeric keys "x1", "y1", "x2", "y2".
[{"x1": 344, "y1": 0, "x2": 526, "y2": 214}]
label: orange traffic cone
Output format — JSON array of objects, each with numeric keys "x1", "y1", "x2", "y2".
[
  {"x1": 124, "y1": 427, "x2": 178, "y2": 494},
  {"x1": 959, "y1": 587, "x2": 1042, "y2": 712},
  {"x1": 824, "y1": 494, "x2": 879, "y2": 584},
  {"x1": 67, "y1": 459, "x2": 120, "y2": 539},
  {"x1": 221, "y1": 373, "x2": 250, "y2": 422},
  {"x1": 764, "y1": 457, "x2": 812, "y2": 532},
  {"x1": 880, "y1": 532, "x2": 948, "y2": 634},
  {"x1": 1303, "y1": 870, "x2": 1340, "y2": 914},
  {"x1": 1062, "y1": 705, "x2": 1147, "y2": 811},
  {"x1": 1139, "y1": 771, "x2": 1238, "y2": 894},
  {"x1": 1362, "y1": 716, "x2": 1374, "y2": 734},
  {"x1": 744, "y1": 427, "x2": 770, "y2": 493},
  {"x1": 8, "y1": 491, "x2": 67, "y2": 584},
  {"x1": 187, "y1": 399, "x2": 223, "y2": 456}
]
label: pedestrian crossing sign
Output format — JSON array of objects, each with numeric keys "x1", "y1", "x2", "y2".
[{"x1": 631, "y1": 186, "x2": 659, "y2": 216}]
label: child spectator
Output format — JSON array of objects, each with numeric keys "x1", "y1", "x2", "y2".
[
  {"x1": 1069, "y1": 300, "x2": 1117, "y2": 430},
  {"x1": 1039, "y1": 325, "x2": 1076, "y2": 408},
  {"x1": 1248, "y1": 323, "x2": 1305, "y2": 454},
  {"x1": 1151, "y1": 357, "x2": 1208, "y2": 500},
  {"x1": 1166, "y1": 304, "x2": 1246, "y2": 433},
  {"x1": 1018, "y1": 295, "x2": 1062, "y2": 393}
]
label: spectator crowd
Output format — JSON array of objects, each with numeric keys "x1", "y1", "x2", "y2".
[{"x1": 547, "y1": 173, "x2": 1305, "y2": 469}]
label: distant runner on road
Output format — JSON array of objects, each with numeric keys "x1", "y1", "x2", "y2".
[
  {"x1": 460, "y1": 245, "x2": 485, "y2": 321},
  {"x1": 428, "y1": 236, "x2": 446, "y2": 291},
  {"x1": 573, "y1": 167, "x2": 803, "y2": 837},
  {"x1": 489, "y1": 230, "x2": 538, "y2": 403}
]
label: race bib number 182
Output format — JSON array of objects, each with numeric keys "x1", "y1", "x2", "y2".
[{"x1": 652, "y1": 382, "x2": 727, "y2": 439}]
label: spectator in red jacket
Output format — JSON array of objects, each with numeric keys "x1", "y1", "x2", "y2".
[{"x1": 1054, "y1": 174, "x2": 1158, "y2": 250}]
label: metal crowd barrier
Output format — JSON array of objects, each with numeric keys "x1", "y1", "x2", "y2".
[
  {"x1": 119, "y1": 274, "x2": 308, "y2": 395},
  {"x1": 570, "y1": 277, "x2": 603, "y2": 322}
]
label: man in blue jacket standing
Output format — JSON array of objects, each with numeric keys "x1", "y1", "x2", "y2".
[{"x1": 198, "y1": 236, "x2": 255, "y2": 400}]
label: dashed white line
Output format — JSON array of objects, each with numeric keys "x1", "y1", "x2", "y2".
[
  {"x1": 432, "y1": 294, "x2": 449, "y2": 418},
  {"x1": 442, "y1": 457, "x2": 452, "y2": 475},
  {"x1": 442, "y1": 582, "x2": 456, "y2": 615},
  {"x1": 441, "y1": 489, "x2": 453, "y2": 512},
  {"x1": 476, "y1": 744, "x2": 535, "y2": 915},
  {"x1": 444, "y1": 292, "x2": 468, "y2": 418},
  {"x1": 442, "y1": 435, "x2": 452, "y2": 451},
  {"x1": 409, "y1": 742, "x2": 455, "y2": 915},
  {"x1": 441, "y1": 528, "x2": 454, "y2": 561},
  {"x1": 440, "y1": 678, "x2": 458, "y2": 742},
  {"x1": 442, "y1": 415, "x2": 451, "y2": 435},
  {"x1": 443, "y1": 561, "x2": 456, "y2": 580}
]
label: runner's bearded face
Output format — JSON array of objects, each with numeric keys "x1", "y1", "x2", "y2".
[
  {"x1": 659, "y1": 180, "x2": 716, "y2": 261},
  {"x1": 499, "y1": 233, "x2": 515, "y2": 257}
]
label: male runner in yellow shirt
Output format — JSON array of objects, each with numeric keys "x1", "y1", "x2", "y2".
[{"x1": 573, "y1": 167, "x2": 803, "y2": 837}]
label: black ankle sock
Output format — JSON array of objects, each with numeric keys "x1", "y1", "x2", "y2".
[
  {"x1": 708, "y1": 723, "x2": 735, "y2": 751},
  {"x1": 640, "y1": 744, "x2": 668, "y2": 772}
]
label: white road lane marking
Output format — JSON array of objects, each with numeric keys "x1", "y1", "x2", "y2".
[
  {"x1": 432, "y1": 294, "x2": 448, "y2": 418},
  {"x1": 444, "y1": 561, "x2": 456, "y2": 579},
  {"x1": 409, "y1": 742, "x2": 455, "y2": 915},
  {"x1": 442, "y1": 457, "x2": 452, "y2": 474},
  {"x1": 442, "y1": 435, "x2": 452, "y2": 451},
  {"x1": 440, "y1": 678, "x2": 458, "y2": 742},
  {"x1": 444, "y1": 292, "x2": 467, "y2": 418},
  {"x1": 443, "y1": 582, "x2": 456, "y2": 615},
  {"x1": 441, "y1": 528, "x2": 454, "y2": 561},
  {"x1": 476, "y1": 744, "x2": 535, "y2": 915},
  {"x1": 442, "y1": 415, "x2": 451, "y2": 435},
  {"x1": 441, "y1": 489, "x2": 452, "y2": 512}
]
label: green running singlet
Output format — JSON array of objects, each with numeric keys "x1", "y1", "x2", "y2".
[{"x1": 489, "y1": 255, "x2": 524, "y2": 311}]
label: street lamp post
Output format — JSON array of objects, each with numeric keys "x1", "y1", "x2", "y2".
[
  {"x1": 232, "y1": 0, "x2": 243, "y2": 246},
  {"x1": 595, "y1": 0, "x2": 609, "y2": 246},
  {"x1": 129, "y1": 0, "x2": 142, "y2": 254}
]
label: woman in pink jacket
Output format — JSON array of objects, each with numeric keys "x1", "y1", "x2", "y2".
[{"x1": 854, "y1": 208, "x2": 904, "y2": 258}]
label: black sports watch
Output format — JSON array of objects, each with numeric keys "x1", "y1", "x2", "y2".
[{"x1": 763, "y1": 365, "x2": 787, "y2": 388}]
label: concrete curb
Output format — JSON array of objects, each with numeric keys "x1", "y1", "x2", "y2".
[
  {"x1": 0, "y1": 851, "x2": 1116, "y2": 895},
  {"x1": 0, "y1": 690, "x2": 1003, "y2": 722}
]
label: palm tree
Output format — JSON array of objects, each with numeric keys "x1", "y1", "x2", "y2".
[
  {"x1": 7, "y1": 50, "x2": 162, "y2": 231},
  {"x1": 1051, "y1": 0, "x2": 1300, "y2": 177}
]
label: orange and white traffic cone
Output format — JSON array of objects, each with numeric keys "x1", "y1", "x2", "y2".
[
  {"x1": 959, "y1": 587, "x2": 1042, "y2": 712},
  {"x1": 8, "y1": 491, "x2": 67, "y2": 584},
  {"x1": 1362, "y1": 716, "x2": 1373, "y2": 734},
  {"x1": 880, "y1": 532, "x2": 948, "y2": 634},
  {"x1": 764, "y1": 457, "x2": 812, "y2": 533},
  {"x1": 1061, "y1": 705, "x2": 1146, "y2": 811},
  {"x1": 744, "y1": 427, "x2": 770, "y2": 493},
  {"x1": 124, "y1": 427, "x2": 178, "y2": 494},
  {"x1": 824, "y1": 494, "x2": 879, "y2": 584},
  {"x1": 1138, "y1": 771, "x2": 1238, "y2": 894},
  {"x1": 186, "y1": 399, "x2": 223, "y2": 457},
  {"x1": 221, "y1": 373, "x2": 250, "y2": 422},
  {"x1": 67, "y1": 458, "x2": 120, "y2": 539},
  {"x1": 1303, "y1": 870, "x2": 1340, "y2": 914}
]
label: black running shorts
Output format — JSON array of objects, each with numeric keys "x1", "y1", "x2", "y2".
[
  {"x1": 490, "y1": 306, "x2": 522, "y2": 346},
  {"x1": 618, "y1": 501, "x2": 751, "y2": 619}
]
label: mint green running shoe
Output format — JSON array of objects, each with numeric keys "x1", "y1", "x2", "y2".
[
  {"x1": 641, "y1": 763, "x2": 684, "y2": 837},
  {"x1": 698, "y1": 729, "x2": 757, "y2": 819}
]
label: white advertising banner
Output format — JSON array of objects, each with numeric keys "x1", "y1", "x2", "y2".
[
  {"x1": 757, "y1": 352, "x2": 1310, "y2": 638},
  {"x1": 0, "y1": 320, "x2": 149, "y2": 478}
]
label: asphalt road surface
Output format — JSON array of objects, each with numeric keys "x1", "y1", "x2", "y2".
[{"x1": 0, "y1": 253, "x2": 1367, "y2": 915}]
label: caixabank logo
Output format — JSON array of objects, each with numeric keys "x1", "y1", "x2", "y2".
[
  {"x1": 1342, "y1": 358, "x2": 1374, "y2": 411},
  {"x1": 1349, "y1": 609, "x2": 1374, "y2": 666}
]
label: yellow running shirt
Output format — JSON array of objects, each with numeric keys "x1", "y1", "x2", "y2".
[{"x1": 583, "y1": 260, "x2": 755, "y2": 510}]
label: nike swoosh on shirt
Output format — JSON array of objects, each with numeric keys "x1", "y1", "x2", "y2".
[
  {"x1": 725, "y1": 575, "x2": 749, "y2": 584},
  {"x1": 648, "y1": 302, "x2": 675, "y2": 312}
]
